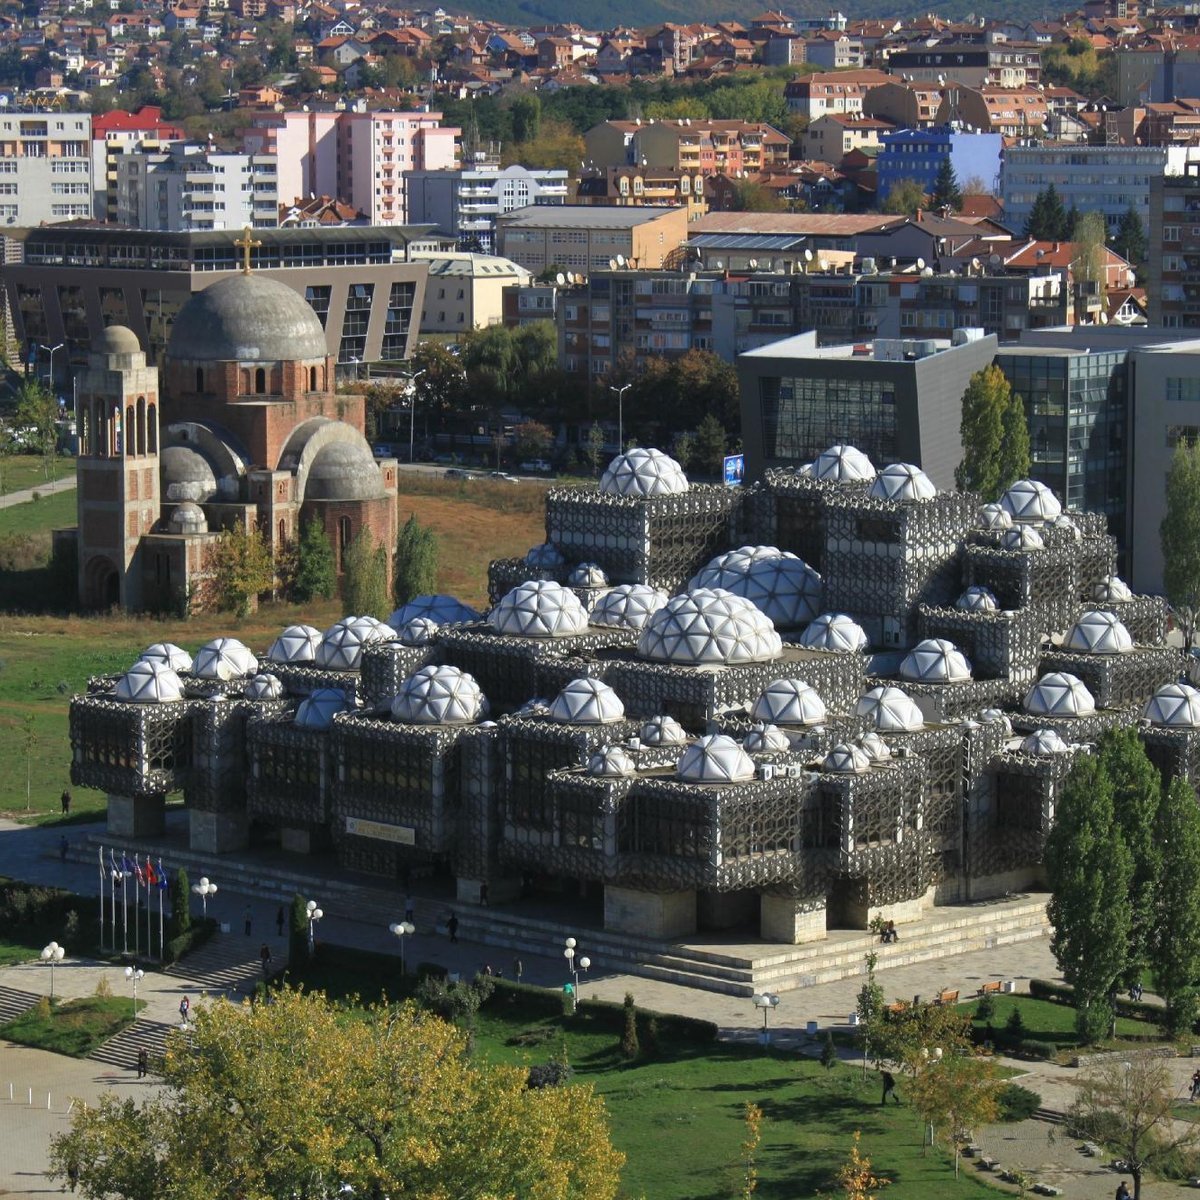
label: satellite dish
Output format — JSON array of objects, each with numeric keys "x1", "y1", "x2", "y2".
[
  {"x1": 555, "y1": 272, "x2": 565, "y2": 285},
  {"x1": 915, "y1": 257, "x2": 925, "y2": 270},
  {"x1": 971, "y1": 256, "x2": 981, "y2": 272},
  {"x1": 922, "y1": 266, "x2": 934, "y2": 276},
  {"x1": 715, "y1": 259, "x2": 724, "y2": 269},
  {"x1": 989, "y1": 253, "x2": 1001, "y2": 267},
  {"x1": 608, "y1": 258, "x2": 617, "y2": 269},
  {"x1": 1099, "y1": 311, "x2": 1109, "y2": 324},
  {"x1": 616, "y1": 254, "x2": 626, "y2": 267},
  {"x1": 0, "y1": 96, "x2": 10, "y2": 108},
  {"x1": 817, "y1": 257, "x2": 829, "y2": 271},
  {"x1": 748, "y1": 258, "x2": 758, "y2": 268},
  {"x1": 803, "y1": 248, "x2": 814, "y2": 262}
]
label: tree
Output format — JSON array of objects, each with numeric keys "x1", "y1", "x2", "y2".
[
  {"x1": 201, "y1": 524, "x2": 274, "y2": 617},
  {"x1": 881, "y1": 177, "x2": 926, "y2": 216},
  {"x1": 288, "y1": 893, "x2": 309, "y2": 965},
  {"x1": 585, "y1": 421, "x2": 606, "y2": 476},
  {"x1": 509, "y1": 93, "x2": 541, "y2": 142},
  {"x1": 694, "y1": 412, "x2": 727, "y2": 477},
  {"x1": 907, "y1": 1052, "x2": 998, "y2": 1177},
  {"x1": 740, "y1": 1102, "x2": 763, "y2": 1200},
  {"x1": 49, "y1": 988, "x2": 624, "y2": 1200},
  {"x1": 291, "y1": 519, "x2": 336, "y2": 604},
  {"x1": 15, "y1": 378, "x2": 59, "y2": 480},
  {"x1": 169, "y1": 867, "x2": 190, "y2": 938},
  {"x1": 1071, "y1": 210, "x2": 1108, "y2": 295},
  {"x1": 821, "y1": 1030, "x2": 838, "y2": 1070},
  {"x1": 1068, "y1": 1052, "x2": 1200, "y2": 1200},
  {"x1": 1161, "y1": 437, "x2": 1200, "y2": 654},
  {"x1": 513, "y1": 420, "x2": 553, "y2": 461},
  {"x1": 1044, "y1": 753, "x2": 1134, "y2": 1043},
  {"x1": 1023, "y1": 184, "x2": 1069, "y2": 241},
  {"x1": 930, "y1": 156, "x2": 962, "y2": 212},
  {"x1": 836, "y1": 1130, "x2": 890, "y2": 1200},
  {"x1": 342, "y1": 527, "x2": 389, "y2": 618},
  {"x1": 620, "y1": 991, "x2": 640, "y2": 1058},
  {"x1": 412, "y1": 340, "x2": 467, "y2": 418},
  {"x1": 393, "y1": 512, "x2": 439, "y2": 606},
  {"x1": 671, "y1": 429, "x2": 695, "y2": 473},
  {"x1": 1151, "y1": 776, "x2": 1200, "y2": 1036},
  {"x1": 1098, "y1": 729, "x2": 1162, "y2": 990},
  {"x1": 730, "y1": 179, "x2": 786, "y2": 213},
  {"x1": 1111, "y1": 205, "x2": 1147, "y2": 272},
  {"x1": 997, "y1": 387, "x2": 1031, "y2": 496},
  {"x1": 956, "y1": 364, "x2": 1009, "y2": 499}
]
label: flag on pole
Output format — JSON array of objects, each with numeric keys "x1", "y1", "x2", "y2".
[
  {"x1": 156, "y1": 859, "x2": 169, "y2": 890},
  {"x1": 121, "y1": 851, "x2": 133, "y2": 877},
  {"x1": 144, "y1": 857, "x2": 157, "y2": 887},
  {"x1": 133, "y1": 859, "x2": 145, "y2": 887}
]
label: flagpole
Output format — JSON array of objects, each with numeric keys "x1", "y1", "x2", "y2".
[
  {"x1": 146, "y1": 859, "x2": 153, "y2": 961},
  {"x1": 98, "y1": 846, "x2": 105, "y2": 953},
  {"x1": 109, "y1": 851, "x2": 118, "y2": 953},
  {"x1": 121, "y1": 860, "x2": 128, "y2": 956},
  {"x1": 158, "y1": 862, "x2": 165, "y2": 962}
]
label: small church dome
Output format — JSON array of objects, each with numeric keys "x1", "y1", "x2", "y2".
[
  {"x1": 168, "y1": 502, "x2": 208, "y2": 535},
  {"x1": 304, "y1": 441, "x2": 385, "y2": 501},
  {"x1": 96, "y1": 325, "x2": 141, "y2": 356}
]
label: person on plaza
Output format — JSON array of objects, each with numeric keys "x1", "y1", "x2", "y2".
[
  {"x1": 179, "y1": 995, "x2": 190, "y2": 1024},
  {"x1": 1116, "y1": 1181, "x2": 1132, "y2": 1200},
  {"x1": 880, "y1": 1069, "x2": 899, "y2": 1105},
  {"x1": 136, "y1": 1047, "x2": 148, "y2": 1078},
  {"x1": 275, "y1": 906, "x2": 285, "y2": 938},
  {"x1": 1129, "y1": 981, "x2": 1143, "y2": 1002},
  {"x1": 513, "y1": 956, "x2": 523, "y2": 983},
  {"x1": 59, "y1": 835, "x2": 68, "y2": 863},
  {"x1": 884, "y1": 920, "x2": 898, "y2": 944},
  {"x1": 260, "y1": 942, "x2": 272, "y2": 978},
  {"x1": 481, "y1": 963, "x2": 493, "y2": 977},
  {"x1": 60, "y1": 788, "x2": 71, "y2": 815},
  {"x1": 404, "y1": 894, "x2": 415, "y2": 923},
  {"x1": 447, "y1": 912, "x2": 459, "y2": 943},
  {"x1": 243, "y1": 905, "x2": 252, "y2": 937},
  {"x1": 1191, "y1": 1069, "x2": 1200, "y2": 1102}
]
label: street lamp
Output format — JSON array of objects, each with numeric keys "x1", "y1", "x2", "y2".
[
  {"x1": 752, "y1": 993, "x2": 781, "y2": 1045},
  {"x1": 609, "y1": 383, "x2": 632, "y2": 455},
  {"x1": 40, "y1": 940, "x2": 64, "y2": 1000},
  {"x1": 37, "y1": 341, "x2": 64, "y2": 388},
  {"x1": 563, "y1": 936, "x2": 591, "y2": 1001},
  {"x1": 401, "y1": 369, "x2": 426, "y2": 463},
  {"x1": 388, "y1": 920, "x2": 415, "y2": 975},
  {"x1": 124, "y1": 965, "x2": 144, "y2": 1020},
  {"x1": 191, "y1": 876, "x2": 218, "y2": 920},
  {"x1": 920, "y1": 1046, "x2": 944, "y2": 1148},
  {"x1": 306, "y1": 899, "x2": 323, "y2": 957}
]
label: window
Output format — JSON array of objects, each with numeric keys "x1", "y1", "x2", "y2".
[
  {"x1": 309, "y1": 366, "x2": 318, "y2": 391},
  {"x1": 255, "y1": 367, "x2": 266, "y2": 393},
  {"x1": 339, "y1": 516, "x2": 351, "y2": 552}
]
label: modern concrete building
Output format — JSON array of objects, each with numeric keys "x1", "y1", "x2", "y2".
[
  {"x1": 2, "y1": 225, "x2": 431, "y2": 382},
  {"x1": 737, "y1": 330, "x2": 999, "y2": 486},
  {"x1": 116, "y1": 144, "x2": 279, "y2": 231},
  {"x1": 91, "y1": 106, "x2": 187, "y2": 221},
  {"x1": 583, "y1": 119, "x2": 791, "y2": 176},
  {"x1": 495, "y1": 204, "x2": 690, "y2": 275},
  {"x1": 412, "y1": 251, "x2": 530, "y2": 333},
  {"x1": 885, "y1": 44, "x2": 1041, "y2": 89},
  {"x1": 875, "y1": 128, "x2": 1002, "y2": 202},
  {"x1": 404, "y1": 162, "x2": 568, "y2": 254},
  {"x1": 0, "y1": 111, "x2": 92, "y2": 226},
  {"x1": 1149, "y1": 161, "x2": 1200, "y2": 328}
]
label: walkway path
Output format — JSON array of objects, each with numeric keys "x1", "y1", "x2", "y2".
[{"x1": 0, "y1": 474, "x2": 74, "y2": 509}]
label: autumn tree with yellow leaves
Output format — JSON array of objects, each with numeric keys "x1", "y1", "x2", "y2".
[
  {"x1": 836, "y1": 1130, "x2": 890, "y2": 1200},
  {"x1": 49, "y1": 987, "x2": 624, "y2": 1200}
]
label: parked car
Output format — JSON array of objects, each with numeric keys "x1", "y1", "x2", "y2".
[
  {"x1": 519, "y1": 459, "x2": 552, "y2": 473},
  {"x1": 444, "y1": 468, "x2": 475, "y2": 481},
  {"x1": 372, "y1": 444, "x2": 393, "y2": 459},
  {"x1": 487, "y1": 471, "x2": 520, "y2": 483}
]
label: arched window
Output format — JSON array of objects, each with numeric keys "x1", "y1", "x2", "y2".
[
  {"x1": 309, "y1": 366, "x2": 318, "y2": 391},
  {"x1": 124, "y1": 405, "x2": 135, "y2": 456},
  {"x1": 136, "y1": 396, "x2": 146, "y2": 457},
  {"x1": 255, "y1": 367, "x2": 266, "y2": 394},
  {"x1": 147, "y1": 403, "x2": 157, "y2": 453},
  {"x1": 338, "y1": 516, "x2": 351, "y2": 552},
  {"x1": 195, "y1": 367, "x2": 204, "y2": 392},
  {"x1": 278, "y1": 519, "x2": 286, "y2": 544}
]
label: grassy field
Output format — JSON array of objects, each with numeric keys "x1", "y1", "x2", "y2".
[
  {"x1": 0, "y1": 480, "x2": 544, "y2": 821},
  {"x1": 0, "y1": 453, "x2": 70, "y2": 496},
  {"x1": 0, "y1": 993, "x2": 142, "y2": 1056}
]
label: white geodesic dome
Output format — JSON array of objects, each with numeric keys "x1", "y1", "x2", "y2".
[
  {"x1": 1065, "y1": 610, "x2": 1134, "y2": 655},
  {"x1": 1144, "y1": 682, "x2": 1200, "y2": 728},
  {"x1": 868, "y1": 462, "x2": 936, "y2": 502},
  {"x1": 823, "y1": 742, "x2": 871, "y2": 773},
  {"x1": 744, "y1": 724, "x2": 789, "y2": 753},
  {"x1": 395, "y1": 616, "x2": 440, "y2": 646},
  {"x1": 956, "y1": 586, "x2": 998, "y2": 613},
  {"x1": 491, "y1": 580, "x2": 589, "y2": 637},
  {"x1": 981, "y1": 708, "x2": 1013, "y2": 734},
  {"x1": 113, "y1": 660, "x2": 185, "y2": 703},
  {"x1": 1020, "y1": 729, "x2": 1072, "y2": 755},
  {"x1": 243, "y1": 673, "x2": 284, "y2": 701},
  {"x1": 812, "y1": 443, "x2": 876, "y2": 483},
  {"x1": 751, "y1": 678, "x2": 827, "y2": 727},
  {"x1": 315, "y1": 616, "x2": 393, "y2": 671},
  {"x1": 637, "y1": 589, "x2": 781, "y2": 665},
  {"x1": 856, "y1": 685, "x2": 924, "y2": 732},
  {"x1": 639, "y1": 714, "x2": 688, "y2": 746},
  {"x1": 387, "y1": 595, "x2": 481, "y2": 629},
  {"x1": 548, "y1": 678, "x2": 626, "y2": 724},
  {"x1": 590, "y1": 584, "x2": 669, "y2": 631},
  {"x1": 689, "y1": 545, "x2": 793, "y2": 591},
  {"x1": 588, "y1": 745, "x2": 636, "y2": 777},
  {"x1": 719, "y1": 555, "x2": 823, "y2": 630},
  {"x1": 567, "y1": 562, "x2": 609, "y2": 589},
  {"x1": 1001, "y1": 525, "x2": 1044, "y2": 551},
  {"x1": 900, "y1": 638, "x2": 972, "y2": 683},
  {"x1": 267, "y1": 625, "x2": 323, "y2": 665},
  {"x1": 1054, "y1": 514, "x2": 1081, "y2": 540},
  {"x1": 1000, "y1": 479, "x2": 1062, "y2": 524},
  {"x1": 294, "y1": 687, "x2": 351, "y2": 730},
  {"x1": 138, "y1": 642, "x2": 193, "y2": 673},
  {"x1": 858, "y1": 731, "x2": 891, "y2": 762},
  {"x1": 391, "y1": 664, "x2": 487, "y2": 725},
  {"x1": 599, "y1": 447, "x2": 689, "y2": 497},
  {"x1": 1023, "y1": 671, "x2": 1095, "y2": 717},
  {"x1": 525, "y1": 542, "x2": 565, "y2": 569},
  {"x1": 193, "y1": 637, "x2": 258, "y2": 680},
  {"x1": 676, "y1": 734, "x2": 755, "y2": 783},
  {"x1": 516, "y1": 697, "x2": 549, "y2": 717},
  {"x1": 977, "y1": 502, "x2": 1013, "y2": 531},
  {"x1": 800, "y1": 612, "x2": 869, "y2": 653},
  {"x1": 1091, "y1": 575, "x2": 1133, "y2": 604}
]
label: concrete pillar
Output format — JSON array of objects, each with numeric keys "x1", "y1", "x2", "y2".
[
  {"x1": 604, "y1": 885, "x2": 696, "y2": 939},
  {"x1": 281, "y1": 826, "x2": 329, "y2": 854},
  {"x1": 845, "y1": 885, "x2": 936, "y2": 930},
  {"x1": 107, "y1": 792, "x2": 165, "y2": 838},
  {"x1": 698, "y1": 890, "x2": 757, "y2": 930},
  {"x1": 189, "y1": 809, "x2": 250, "y2": 854},
  {"x1": 760, "y1": 893, "x2": 826, "y2": 945}
]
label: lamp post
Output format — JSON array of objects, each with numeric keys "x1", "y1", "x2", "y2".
[
  {"x1": 401, "y1": 369, "x2": 426, "y2": 463},
  {"x1": 40, "y1": 940, "x2": 64, "y2": 1000},
  {"x1": 191, "y1": 876, "x2": 218, "y2": 920},
  {"x1": 37, "y1": 341, "x2": 64, "y2": 388},
  {"x1": 920, "y1": 1045, "x2": 944, "y2": 1149},
  {"x1": 124, "y1": 965, "x2": 144, "y2": 1020},
  {"x1": 388, "y1": 920, "x2": 415, "y2": 976},
  {"x1": 609, "y1": 383, "x2": 632, "y2": 455},
  {"x1": 563, "y1": 936, "x2": 591, "y2": 1005},
  {"x1": 306, "y1": 899, "x2": 323, "y2": 957},
  {"x1": 752, "y1": 993, "x2": 781, "y2": 1046}
]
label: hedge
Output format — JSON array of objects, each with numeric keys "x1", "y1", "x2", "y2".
[
  {"x1": 163, "y1": 918, "x2": 216, "y2": 965},
  {"x1": 1029, "y1": 979, "x2": 1162, "y2": 1024}
]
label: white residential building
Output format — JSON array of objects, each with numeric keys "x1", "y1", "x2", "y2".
[{"x1": 0, "y1": 111, "x2": 92, "y2": 227}]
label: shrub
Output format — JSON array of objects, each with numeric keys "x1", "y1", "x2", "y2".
[
  {"x1": 34, "y1": 994, "x2": 51, "y2": 1020},
  {"x1": 93, "y1": 975, "x2": 112, "y2": 998},
  {"x1": 527, "y1": 1060, "x2": 573, "y2": 1089},
  {"x1": 416, "y1": 961, "x2": 449, "y2": 982},
  {"x1": 996, "y1": 1083, "x2": 1041, "y2": 1122},
  {"x1": 289, "y1": 894, "x2": 309, "y2": 965},
  {"x1": 976, "y1": 991, "x2": 996, "y2": 1021},
  {"x1": 620, "y1": 992, "x2": 639, "y2": 1059},
  {"x1": 163, "y1": 919, "x2": 215, "y2": 965},
  {"x1": 169, "y1": 868, "x2": 190, "y2": 938},
  {"x1": 820, "y1": 1030, "x2": 838, "y2": 1070},
  {"x1": 1005, "y1": 1006, "x2": 1025, "y2": 1037}
]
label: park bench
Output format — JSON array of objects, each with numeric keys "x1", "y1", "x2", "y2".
[
  {"x1": 885, "y1": 1001, "x2": 908, "y2": 1015},
  {"x1": 934, "y1": 988, "x2": 960, "y2": 1006},
  {"x1": 976, "y1": 981, "x2": 1002, "y2": 997}
]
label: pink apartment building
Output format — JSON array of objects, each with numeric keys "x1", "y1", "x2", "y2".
[{"x1": 244, "y1": 110, "x2": 459, "y2": 224}]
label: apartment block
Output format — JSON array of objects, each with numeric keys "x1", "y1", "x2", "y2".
[
  {"x1": 1149, "y1": 163, "x2": 1200, "y2": 328},
  {"x1": 584, "y1": 119, "x2": 790, "y2": 176},
  {"x1": 91, "y1": 106, "x2": 186, "y2": 221},
  {"x1": 0, "y1": 111, "x2": 92, "y2": 227}
]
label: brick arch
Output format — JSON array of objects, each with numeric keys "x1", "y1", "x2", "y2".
[{"x1": 280, "y1": 418, "x2": 373, "y2": 505}]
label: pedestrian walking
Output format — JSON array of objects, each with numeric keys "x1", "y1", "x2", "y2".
[
  {"x1": 60, "y1": 788, "x2": 71, "y2": 815},
  {"x1": 1129, "y1": 981, "x2": 1143, "y2": 1002},
  {"x1": 404, "y1": 893, "x2": 415, "y2": 923},
  {"x1": 260, "y1": 942, "x2": 272, "y2": 978},
  {"x1": 136, "y1": 1047, "x2": 148, "y2": 1078},
  {"x1": 447, "y1": 912, "x2": 459, "y2": 943},
  {"x1": 481, "y1": 963, "x2": 493, "y2": 977},
  {"x1": 513, "y1": 956, "x2": 523, "y2": 983},
  {"x1": 66, "y1": 1161, "x2": 80, "y2": 1190},
  {"x1": 275, "y1": 906, "x2": 285, "y2": 938},
  {"x1": 59, "y1": 835, "x2": 68, "y2": 863},
  {"x1": 880, "y1": 1070, "x2": 899, "y2": 1105},
  {"x1": 1116, "y1": 1181, "x2": 1132, "y2": 1200},
  {"x1": 179, "y1": 995, "x2": 190, "y2": 1024},
  {"x1": 243, "y1": 905, "x2": 252, "y2": 937},
  {"x1": 1191, "y1": 1070, "x2": 1200, "y2": 1101}
]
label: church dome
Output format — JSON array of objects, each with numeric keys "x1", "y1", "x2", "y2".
[
  {"x1": 168, "y1": 502, "x2": 208, "y2": 535},
  {"x1": 304, "y1": 441, "x2": 384, "y2": 501},
  {"x1": 244, "y1": 673, "x2": 284, "y2": 702},
  {"x1": 391, "y1": 665, "x2": 487, "y2": 725},
  {"x1": 1000, "y1": 478, "x2": 1062, "y2": 525},
  {"x1": 588, "y1": 745, "x2": 636, "y2": 777},
  {"x1": 161, "y1": 445, "x2": 218, "y2": 503},
  {"x1": 1092, "y1": 575, "x2": 1133, "y2": 603},
  {"x1": 96, "y1": 325, "x2": 141, "y2": 356},
  {"x1": 744, "y1": 723, "x2": 789, "y2": 753},
  {"x1": 812, "y1": 444, "x2": 875, "y2": 482},
  {"x1": 315, "y1": 616, "x2": 393, "y2": 670},
  {"x1": 977, "y1": 502, "x2": 1012, "y2": 531},
  {"x1": 167, "y1": 274, "x2": 328, "y2": 363},
  {"x1": 567, "y1": 562, "x2": 608, "y2": 589},
  {"x1": 1020, "y1": 729, "x2": 1072, "y2": 755},
  {"x1": 823, "y1": 742, "x2": 871, "y2": 773}
]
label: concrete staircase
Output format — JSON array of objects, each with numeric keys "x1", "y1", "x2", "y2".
[
  {"x1": 163, "y1": 932, "x2": 282, "y2": 998},
  {"x1": 88, "y1": 1017, "x2": 176, "y2": 1071},
  {"x1": 0, "y1": 984, "x2": 39, "y2": 1025}
]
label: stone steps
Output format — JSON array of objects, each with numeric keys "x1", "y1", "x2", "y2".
[
  {"x1": 163, "y1": 931, "x2": 286, "y2": 998},
  {"x1": 88, "y1": 1017, "x2": 176, "y2": 1071},
  {"x1": 0, "y1": 984, "x2": 39, "y2": 1026}
]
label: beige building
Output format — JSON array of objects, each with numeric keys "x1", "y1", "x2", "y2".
[
  {"x1": 412, "y1": 252, "x2": 531, "y2": 333},
  {"x1": 496, "y1": 205, "x2": 690, "y2": 274},
  {"x1": 939, "y1": 86, "x2": 1048, "y2": 137},
  {"x1": 863, "y1": 81, "x2": 946, "y2": 129},
  {"x1": 804, "y1": 113, "x2": 894, "y2": 162},
  {"x1": 584, "y1": 119, "x2": 791, "y2": 176}
]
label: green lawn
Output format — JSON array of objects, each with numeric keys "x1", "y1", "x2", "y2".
[
  {"x1": 963, "y1": 993, "x2": 1158, "y2": 1058},
  {"x1": 0, "y1": 486, "x2": 75, "y2": 537},
  {"x1": 0, "y1": 453, "x2": 71, "y2": 496},
  {"x1": 0, "y1": 993, "x2": 142, "y2": 1057}
]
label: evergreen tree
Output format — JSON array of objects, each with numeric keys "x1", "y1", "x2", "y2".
[
  {"x1": 694, "y1": 412, "x2": 727, "y2": 477},
  {"x1": 170, "y1": 867, "x2": 190, "y2": 938},
  {"x1": 1023, "y1": 184, "x2": 1069, "y2": 241},
  {"x1": 1111, "y1": 205, "x2": 1148, "y2": 270},
  {"x1": 931, "y1": 156, "x2": 962, "y2": 211},
  {"x1": 997, "y1": 389, "x2": 1032, "y2": 495},
  {"x1": 1151, "y1": 776, "x2": 1200, "y2": 1036},
  {"x1": 1044, "y1": 754, "x2": 1134, "y2": 1043},
  {"x1": 1160, "y1": 438, "x2": 1200, "y2": 653},
  {"x1": 620, "y1": 992, "x2": 640, "y2": 1059},
  {"x1": 289, "y1": 893, "x2": 310, "y2": 964},
  {"x1": 956, "y1": 364, "x2": 1009, "y2": 499},
  {"x1": 341, "y1": 527, "x2": 389, "y2": 618},
  {"x1": 1098, "y1": 729, "x2": 1162, "y2": 989},
  {"x1": 393, "y1": 513, "x2": 439, "y2": 606},
  {"x1": 821, "y1": 1030, "x2": 838, "y2": 1070},
  {"x1": 292, "y1": 519, "x2": 336, "y2": 603}
]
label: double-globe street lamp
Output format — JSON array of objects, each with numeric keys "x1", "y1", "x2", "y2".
[
  {"x1": 389, "y1": 920, "x2": 415, "y2": 975},
  {"x1": 40, "y1": 940, "x2": 65, "y2": 1000},
  {"x1": 752, "y1": 993, "x2": 781, "y2": 1046},
  {"x1": 191, "y1": 876, "x2": 218, "y2": 920},
  {"x1": 563, "y1": 937, "x2": 591, "y2": 1008},
  {"x1": 124, "y1": 965, "x2": 144, "y2": 1021},
  {"x1": 306, "y1": 899, "x2": 323, "y2": 956}
]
